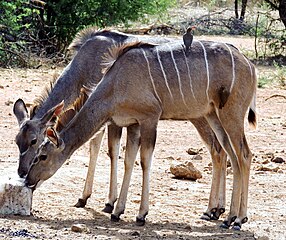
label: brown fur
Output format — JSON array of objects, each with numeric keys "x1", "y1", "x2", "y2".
[
  {"x1": 30, "y1": 73, "x2": 59, "y2": 118},
  {"x1": 55, "y1": 87, "x2": 91, "y2": 132},
  {"x1": 101, "y1": 41, "x2": 155, "y2": 74}
]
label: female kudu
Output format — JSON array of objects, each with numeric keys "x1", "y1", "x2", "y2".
[
  {"x1": 25, "y1": 40, "x2": 257, "y2": 230},
  {"x1": 14, "y1": 28, "x2": 229, "y2": 221}
]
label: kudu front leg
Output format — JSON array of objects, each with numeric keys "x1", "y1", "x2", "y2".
[
  {"x1": 103, "y1": 124, "x2": 123, "y2": 213},
  {"x1": 111, "y1": 124, "x2": 141, "y2": 221},
  {"x1": 75, "y1": 128, "x2": 105, "y2": 207},
  {"x1": 135, "y1": 121, "x2": 158, "y2": 226}
]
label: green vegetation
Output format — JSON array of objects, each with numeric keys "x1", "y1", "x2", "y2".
[{"x1": 0, "y1": 0, "x2": 285, "y2": 71}]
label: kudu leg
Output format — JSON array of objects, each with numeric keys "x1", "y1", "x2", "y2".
[
  {"x1": 75, "y1": 128, "x2": 105, "y2": 207},
  {"x1": 217, "y1": 112, "x2": 252, "y2": 230},
  {"x1": 191, "y1": 118, "x2": 227, "y2": 221},
  {"x1": 205, "y1": 111, "x2": 242, "y2": 229},
  {"x1": 136, "y1": 120, "x2": 158, "y2": 226},
  {"x1": 111, "y1": 124, "x2": 141, "y2": 221},
  {"x1": 103, "y1": 124, "x2": 123, "y2": 213}
]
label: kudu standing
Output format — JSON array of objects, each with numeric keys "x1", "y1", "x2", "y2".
[
  {"x1": 25, "y1": 40, "x2": 257, "y2": 230},
  {"x1": 14, "y1": 28, "x2": 229, "y2": 221}
]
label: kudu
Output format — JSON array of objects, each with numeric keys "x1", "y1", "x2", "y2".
[
  {"x1": 14, "y1": 28, "x2": 228, "y2": 221},
  {"x1": 25, "y1": 40, "x2": 257, "y2": 230}
]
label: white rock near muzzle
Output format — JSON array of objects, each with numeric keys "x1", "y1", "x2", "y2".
[{"x1": 0, "y1": 175, "x2": 33, "y2": 215}]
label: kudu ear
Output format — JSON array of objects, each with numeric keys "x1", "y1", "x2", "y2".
[
  {"x1": 46, "y1": 127, "x2": 64, "y2": 149},
  {"x1": 40, "y1": 101, "x2": 64, "y2": 126},
  {"x1": 13, "y1": 99, "x2": 29, "y2": 126}
]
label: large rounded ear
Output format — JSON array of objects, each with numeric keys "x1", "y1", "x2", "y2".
[
  {"x1": 46, "y1": 127, "x2": 63, "y2": 149},
  {"x1": 13, "y1": 99, "x2": 29, "y2": 126},
  {"x1": 40, "y1": 101, "x2": 64, "y2": 126}
]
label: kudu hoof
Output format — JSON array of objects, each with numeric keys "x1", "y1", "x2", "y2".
[
  {"x1": 220, "y1": 215, "x2": 237, "y2": 229},
  {"x1": 200, "y1": 212, "x2": 211, "y2": 221},
  {"x1": 135, "y1": 217, "x2": 146, "y2": 226},
  {"x1": 211, "y1": 208, "x2": 226, "y2": 220},
  {"x1": 74, "y1": 198, "x2": 87, "y2": 208},
  {"x1": 232, "y1": 222, "x2": 241, "y2": 231},
  {"x1": 102, "y1": 203, "x2": 114, "y2": 213},
  {"x1": 111, "y1": 214, "x2": 120, "y2": 222}
]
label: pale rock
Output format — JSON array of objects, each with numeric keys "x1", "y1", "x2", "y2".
[
  {"x1": 170, "y1": 161, "x2": 202, "y2": 180},
  {"x1": 0, "y1": 175, "x2": 33, "y2": 215},
  {"x1": 71, "y1": 223, "x2": 89, "y2": 233}
]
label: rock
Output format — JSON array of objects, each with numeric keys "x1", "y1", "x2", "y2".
[
  {"x1": 0, "y1": 175, "x2": 33, "y2": 215},
  {"x1": 187, "y1": 148, "x2": 200, "y2": 155},
  {"x1": 170, "y1": 161, "x2": 202, "y2": 180},
  {"x1": 271, "y1": 157, "x2": 285, "y2": 164},
  {"x1": 71, "y1": 224, "x2": 89, "y2": 233},
  {"x1": 255, "y1": 165, "x2": 280, "y2": 172},
  {"x1": 192, "y1": 154, "x2": 202, "y2": 160}
]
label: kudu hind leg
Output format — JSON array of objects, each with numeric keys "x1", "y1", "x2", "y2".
[
  {"x1": 191, "y1": 118, "x2": 226, "y2": 220},
  {"x1": 191, "y1": 119, "x2": 227, "y2": 221},
  {"x1": 205, "y1": 112, "x2": 242, "y2": 228},
  {"x1": 75, "y1": 128, "x2": 105, "y2": 207},
  {"x1": 111, "y1": 124, "x2": 141, "y2": 221},
  {"x1": 218, "y1": 112, "x2": 252, "y2": 230},
  {"x1": 103, "y1": 124, "x2": 123, "y2": 213}
]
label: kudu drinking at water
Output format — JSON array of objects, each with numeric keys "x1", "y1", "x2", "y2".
[
  {"x1": 25, "y1": 40, "x2": 257, "y2": 230},
  {"x1": 14, "y1": 28, "x2": 231, "y2": 222}
]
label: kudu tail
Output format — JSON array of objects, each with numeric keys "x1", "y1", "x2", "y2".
[{"x1": 248, "y1": 89, "x2": 257, "y2": 129}]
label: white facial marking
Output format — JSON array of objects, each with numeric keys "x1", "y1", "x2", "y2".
[
  {"x1": 141, "y1": 48, "x2": 162, "y2": 104},
  {"x1": 197, "y1": 41, "x2": 210, "y2": 102}
]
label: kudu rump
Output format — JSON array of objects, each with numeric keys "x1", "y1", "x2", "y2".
[
  {"x1": 14, "y1": 28, "x2": 230, "y2": 221},
  {"x1": 25, "y1": 40, "x2": 257, "y2": 230}
]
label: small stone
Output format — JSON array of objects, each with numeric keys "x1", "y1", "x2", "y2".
[
  {"x1": 271, "y1": 157, "x2": 285, "y2": 164},
  {"x1": 192, "y1": 154, "x2": 202, "y2": 160},
  {"x1": 255, "y1": 165, "x2": 280, "y2": 172},
  {"x1": 170, "y1": 161, "x2": 202, "y2": 180},
  {"x1": 187, "y1": 148, "x2": 199, "y2": 155},
  {"x1": 131, "y1": 231, "x2": 140, "y2": 236},
  {"x1": 261, "y1": 159, "x2": 270, "y2": 164},
  {"x1": 71, "y1": 224, "x2": 89, "y2": 233}
]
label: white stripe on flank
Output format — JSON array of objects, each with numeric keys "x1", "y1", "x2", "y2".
[
  {"x1": 242, "y1": 54, "x2": 253, "y2": 77},
  {"x1": 156, "y1": 48, "x2": 174, "y2": 101},
  {"x1": 141, "y1": 48, "x2": 162, "y2": 104},
  {"x1": 182, "y1": 47, "x2": 196, "y2": 101},
  {"x1": 197, "y1": 41, "x2": 210, "y2": 102},
  {"x1": 167, "y1": 44, "x2": 188, "y2": 107},
  {"x1": 224, "y1": 43, "x2": 236, "y2": 93}
]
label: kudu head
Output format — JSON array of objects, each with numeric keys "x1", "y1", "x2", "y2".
[
  {"x1": 13, "y1": 99, "x2": 64, "y2": 178},
  {"x1": 25, "y1": 127, "x2": 65, "y2": 190},
  {"x1": 25, "y1": 87, "x2": 90, "y2": 189}
]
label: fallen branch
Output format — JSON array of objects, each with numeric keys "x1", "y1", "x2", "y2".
[{"x1": 265, "y1": 94, "x2": 286, "y2": 101}]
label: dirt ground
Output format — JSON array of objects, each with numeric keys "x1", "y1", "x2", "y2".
[{"x1": 0, "y1": 36, "x2": 286, "y2": 239}]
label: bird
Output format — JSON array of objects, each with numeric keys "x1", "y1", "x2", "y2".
[{"x1": 183, "y1": 26, "x2": 196, "y2": 55}]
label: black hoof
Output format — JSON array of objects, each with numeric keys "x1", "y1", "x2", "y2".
[
  {"x1": 242, "y1": 217, "x2": 248, "y2": 224},
  {"x1": 211, "y1": 207, "x2": 225, "y2": 220},
  {"x1": 74, "y1": 198, "x2": 87, "y2": 208},
  {"x1": 232, "y1": 222, "x2": 241, "y2": 231},
  {"x1": 220, "y1": 221, "x2": 230, "y2": 229},
  {"x1": 200, "y1": 212, "x2": 211, "y2": 221},
  {"x1": 136, "y1": 217, "x2": 146, "y2": 226},
  {"x1": 102, "y1": 203, "x2": 114, "y2": 213},
  {"x1": 111, "y1": 214, "x2": 120, "y2": 222}
]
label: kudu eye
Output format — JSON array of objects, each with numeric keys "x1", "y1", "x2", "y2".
[
  {"x1": 30, "y1": 139, "x2": 37, "y2": 146},
  {"x1": 39, "y1": 155, "x2": 47, "y2": 161}
]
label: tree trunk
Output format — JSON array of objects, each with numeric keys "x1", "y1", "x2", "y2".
[
  {"x1": 279, "y1": 0, "x2": 286, "y2": 28},
  {"x1": 235, "y1": 0, "x2": 239, "y2": 19},
  {"x1": 240, "y1": 0, "x2": 248, "y2": 20}
]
